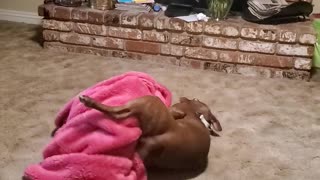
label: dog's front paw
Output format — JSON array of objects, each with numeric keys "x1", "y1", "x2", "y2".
[{"x1": 79, "y1": 95, "x2": 95, "y2": 108}]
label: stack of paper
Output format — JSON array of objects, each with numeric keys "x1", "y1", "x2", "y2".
[
  {"x1": 117, "y1": 0, "x2": 154, "y2": 3},
  {"x1": 134, "y1": 0, "x2": 154, "y2": 3}
]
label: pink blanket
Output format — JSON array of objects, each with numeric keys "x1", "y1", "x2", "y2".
[{"x1": 24, "y1": 72, "x2": 172, "y2": 180}]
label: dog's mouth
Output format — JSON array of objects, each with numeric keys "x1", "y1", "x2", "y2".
[{"x1": 199, "y1": 115, "x2": 220, "y2": 137}]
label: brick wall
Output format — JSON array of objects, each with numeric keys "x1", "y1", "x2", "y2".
[{"x1": 39, "y1": 3, "x2": 316, "y2": 80}]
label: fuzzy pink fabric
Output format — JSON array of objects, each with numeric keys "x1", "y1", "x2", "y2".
[{"x1": 24, "y1": 72, "x2": 172, "y2": 180}]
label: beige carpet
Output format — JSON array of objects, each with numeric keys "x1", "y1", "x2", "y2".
[{"x1": 0, "y1": 20, "x2": 320, "y2": 180}]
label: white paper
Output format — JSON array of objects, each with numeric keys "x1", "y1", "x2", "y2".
[
  {"x1": 176, "y1": 15, "x2": 199, "y2": 22},
  {"x1": 176, "y1": 13, "x2": 209, "y2": 22}
]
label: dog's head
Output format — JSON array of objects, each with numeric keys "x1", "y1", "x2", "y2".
[{"x1": 179, "y1": 97, "x2": 222, "y2": 136}]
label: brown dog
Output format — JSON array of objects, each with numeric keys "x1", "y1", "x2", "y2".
[{"x1": 79, "y1": 95, "x2": 222, "y2": 169}]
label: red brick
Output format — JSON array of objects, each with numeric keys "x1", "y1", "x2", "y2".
[
  {"x1": 147, "y1": 56, "x2": 181, "y2": 66},
  {"x1": 160, "y1": 44, "x2": 184, "y2": 57},
  {"x1": 109, "y1": 27, "x2": 142, "y2": 40},
  {"x1": 133, "y1": 54, "x2": 181, "y2": 66},
  {"x1": 59, "y1": 32, "x2": 91, "y2": 45},
  {"x1": 44, "y1": 42, "x2": 76, "y2": 53},
  {"x1": 185, "y1": 47, "x2": 218, "y2": 60},
  {"x1": 299, "y1": 34, "x2": 316, "y2": 45},
  {"x1": 139, "y1": 13, "x2": 157, "y2": 29},
  {"x1": 43, "y1": 3, "x2": 55, "y2": 18},
  {"x1": 42, "y1": 20, "x2": 73, "y2": 31},
  {"x1": 160, "y1": 44, "x2": 170, "y2": 55},
  {"x1": 125, "y1": 41, "x2": 160, "y2": 54},
  {"x1": 43, "y1": 30, "x2": 59, "y2": 41},
  {"x1": 279, "y1": 30, "x2": 297, "y2": 43},
  {"x1": 111, "y1": 51, "x2": 130, "y2": 58},
  {"x1": 219, "y1": 51, "x2": 239, "y2": 63},
  {"x1": 88, "y1": 10, "x2": 104, "y2": 24},
  {"x1": 256, "y1": 55, "x2": 293, "y2": 68},
  {"x1": 259, "y1": 29, "x2": 277, "y2": 42},
  {"x1": 256, "y1": 56, "x2": 294, "y2": 68},
  {"x1": 171, "y1": 33, "x2": 202, "y2": 46},
  {"x1": 241, "y1": 27, "x2": 259, "y2": 39},
  {"x1": 75, "y1": 46, "x2": 110, "y2": 56},
  {"x1": 204, "y1": 22, "x2": 221, "y2": 35},
  {"x1": 277, "y1": 44, "x2": 314, "y2": 57},
  {"x1": 204, "y1": 62, "x2": 236, "y2": 73},
  {"x1": 294, "y1": 58, "x2": 312, "y2": 70},
  {"x1": 239, "y1": 40, "x2": 275, "y2": 54},
  {"x1": 92, "y1": 37, "x2": 124, "y2": 49},
  {"x1": 60, "y1": 22, "x2": 74, "y2": 31},
  {"x1": 185, "y1": 21, "x2": 203, "y2": 34},
  {"x1": 168, "y1": 18, "x2": 185, "y2": 32},
  {"x1": 53, "y1": 6, "x2": 72, "y2": 20},
  {"x1": 119, "y1": 51, "x2": 145, "y2": 60},
  {"x1": 71, "y1": 8, "x2": 88, "y2": 22},
  {"x1": 143, "y1": 30, "x2": 169, "y2": 42},
  {"x1": 42, "y1": 20, "x2": 59, "y2": 30},
  {"x1": 234, "y1": 64, "x2": 310, "y2": 80},
  {"x1": 47, "y1": 43, "x2": 110, "y2": 57},
  {"x1": 104, "y1": 10, "x2": 122, "y2": 26},
  {"x1": 155, "y1": 14, "x2": 169, "y2": 30},
  {"x1": 180, "y1": 59, "x2": 204, "y2": 69},
  {"x1": 110, "y1": 51, "x2": 181, "y2": 66},
  {"x1": 203, "y1": 37, "x2": 237, "y2": 50},
  {"x1": 74, "y1": 23, "x2": 108, "y2": 36},
  {"x1": 281, "y1": 70, "x2": 310, "y2": 81},
  {"x1": 120, "y1": 11, "x2": 141, "y2": 27},
  {"x1": 236, "y1": 65, "x2": 273, "y2": 78},
  {"x1": 219, "y1": 51, "x2": 294, "y2": 68},
  {"x1": 221, "y1": 25, "x2": 240, "y2": 37},
  {"x1": 171, "y1": 45, "x2": 184, "y2": 57}
]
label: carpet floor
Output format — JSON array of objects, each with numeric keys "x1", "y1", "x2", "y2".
[{"x1": 0, "y1": 20, "x2": 320, "y2": 180}]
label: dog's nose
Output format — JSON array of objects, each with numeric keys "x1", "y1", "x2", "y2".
[
  {"x1": 212, "y1": 121, "x2": 222, "y2": 131},
  {"x1": 22, "y1": 176, "x2": 31, "y2": 180}
]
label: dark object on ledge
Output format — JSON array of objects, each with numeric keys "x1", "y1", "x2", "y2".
[
  {"x1": 54, "y1": 0, "x2": 83, "y2": 7},
  {"x1": 164, "y1": 0, "x2": 214, "y2": 17},
  {"x1": 158, "y1": 0, "x2": 208, "y2": 17},
  {"x1": 242, "y1": 1, "x2": 313, "y2": 24},
  {"x1": 165, "y1": 3, "x2": 193, "y2": 17}
]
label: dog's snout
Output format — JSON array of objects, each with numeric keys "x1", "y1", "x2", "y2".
[{"x1": 212, "y1": 121, "x2": 222, "y2": 131}]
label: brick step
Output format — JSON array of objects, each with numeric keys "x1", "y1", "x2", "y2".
[
  {"x1": 44, "y1": 42, "x2": 310, "y2": 81},
  {"x1": 43, "y1": 29, "x2": 312, "y2": 71}
]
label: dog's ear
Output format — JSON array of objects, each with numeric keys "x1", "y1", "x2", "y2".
[
  {"x1": 179, "y1": 97, "x2": 190, "y2": 102},
  {"x1": 169, "y1": 107, "x2": 186, "y2": 119}
]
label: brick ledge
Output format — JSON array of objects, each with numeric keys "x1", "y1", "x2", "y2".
[
  {"x1": 44, "y1": 42, "x2": 310, "y2": 81},
  {"x1": 39, "y1": 3, "x2": 316, "y2": 81}
]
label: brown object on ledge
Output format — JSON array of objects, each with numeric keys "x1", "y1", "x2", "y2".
[
  {"x1": 39, "y1": 3, "x2": 316, "y2": 81},
  {"x1": 90, "y1": 0, "x2": 115, "y2": 10}
]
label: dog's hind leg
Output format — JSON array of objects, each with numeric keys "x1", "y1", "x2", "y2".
[{"x1": 79, "y1": 95, "x2": 132, "y2": 119}]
